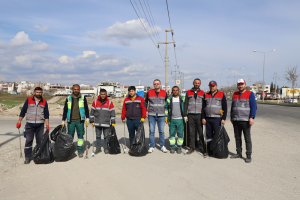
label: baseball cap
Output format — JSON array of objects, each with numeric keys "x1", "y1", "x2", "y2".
[
  {"x1": 208, "y1": 80, "x2": 217, "y2": 86},
  {"x1": 237, "y1": 79, "x2": 246, "y2": 84}
]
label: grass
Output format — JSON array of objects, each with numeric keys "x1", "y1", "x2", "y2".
[{"x1": 0, "y1": 94, "x2": 53, "y2": 108}]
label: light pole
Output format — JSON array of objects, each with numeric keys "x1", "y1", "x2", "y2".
[{"x1": 253, "y1": 49, "x2": 275, "y2": 102}]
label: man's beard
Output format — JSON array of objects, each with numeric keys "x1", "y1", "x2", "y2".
[{"x1": 34, "y1": 94, "x2": 42, "y2": 98}]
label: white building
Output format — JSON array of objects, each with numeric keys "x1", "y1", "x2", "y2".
[
  {"x1": 281, "y1": 88, "x2": 300, "y2": 98},
  {"x1": 250, "y1": 84, "x2": 270, "y2": 94}
]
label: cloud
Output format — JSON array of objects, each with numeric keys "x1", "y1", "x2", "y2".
[
  {"x1": 8, "y1": 31, "x2": 50, "y2": 51},
  {"x1": 0, "y1": 40, "x2": 6, "y2": 49},
  {"x1": 34, "y1": 25, "x2": 49, "y2": 32},
  {"x1": 83, "y1": 19, "x2": 162, "y2": 46}
]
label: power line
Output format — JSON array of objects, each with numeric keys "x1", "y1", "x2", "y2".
[{"x1": 165, "y1": 0, "x2": 172, "y2": 30}]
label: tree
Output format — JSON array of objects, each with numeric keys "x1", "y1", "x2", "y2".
[
  {"x1": 285, "y1": 65, "x2": 299, "y2": 99},
  {"x1": 270, "y1": 82, "x2": 274, "y2": 92}
]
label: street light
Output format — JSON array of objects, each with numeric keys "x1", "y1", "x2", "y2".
[
  {"x1": 253, "y1": 49, "x2": 275, "y2": 102},
  {"x1": 225, "y1": 68, "x2": 244, "y2": 86}
]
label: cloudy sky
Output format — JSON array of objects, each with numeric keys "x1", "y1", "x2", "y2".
[{"x1": 0, "y1": 0, "x2": 299, "y2": 90}]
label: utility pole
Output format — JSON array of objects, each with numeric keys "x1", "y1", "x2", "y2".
[
  {"x1": 171, "y1": 65, "x2": 179, "y2": 85},
  {"x1": 179, "y1": 72, "x2": 184, "y2": 91},
  {"x1": 158, "y1": 30, "x2": 175, "y2": 92},
  {"x1": 273, "y1": 72, "x2": 278, "y2": 96}
]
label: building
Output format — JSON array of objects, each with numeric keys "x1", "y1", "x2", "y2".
[
  {"x1": 0, "y1": 82, "x2": 15, "y2": 93},
  {"x1": 281, "y1": 88, "x2": 300, "y2": 98},
  {"x1": 250, "y1": 84, "x2": 270, "y2": 94}
]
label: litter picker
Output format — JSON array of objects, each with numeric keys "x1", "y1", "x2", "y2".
[
  {"x1": 84, "y1": 126, "x2": 88, "y2": 159},
  {"x1": 204, "y1": 124, "x2": 208, "y2": 158},
  {"x1": 18, "y1": 129, "x2": 23, "y2": 158},
  {"x1": 90, "y1": 126, "x2": 95, "y2": 157},
  {"x1": 123, "y1": 123, "x2": 127, "y2": 153}
]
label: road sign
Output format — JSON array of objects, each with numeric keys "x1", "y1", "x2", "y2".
[{"x1": 176, "y1": 80, "x2": 180, "y2": 84}]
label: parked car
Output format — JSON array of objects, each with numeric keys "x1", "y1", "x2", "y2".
[{"x1": 284, "y1": 98, "x2": 298, "y2": 104}]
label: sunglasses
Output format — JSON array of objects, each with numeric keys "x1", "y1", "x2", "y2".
[{"x1": 153, "y1": 83, "x2": 160, "y2": 85}]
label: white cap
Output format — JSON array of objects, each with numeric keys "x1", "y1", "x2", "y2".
[{"x1": 237, "y1": 79, "x2": 246, "y2": 84}]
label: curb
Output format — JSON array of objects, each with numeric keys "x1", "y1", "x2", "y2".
[{"x1": 256, "y1": 102, "x2": 300, "y2": 107}]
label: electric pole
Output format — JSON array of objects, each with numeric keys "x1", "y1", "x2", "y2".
[
  {"x1": 179, "y1": 72, "x2": 184, "y2": 91},
  {"x1": 171, "y1": 65, "x2": 179, "y2": 86},
  {"x1": 158, "y1": 30, "x2": 175, "y2": 92},
  {"x1": 273, "y1": 72, "x2": 278, "y2": 96}
]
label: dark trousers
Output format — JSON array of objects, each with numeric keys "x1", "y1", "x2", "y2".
[
  {"x1": 126, "y1": 119, "x2": 141, "y2": 145},
  {"x1": 205, "y1": 118, "x2": 221, "y2": 155},
  {"x1": 188, "y1": 114, "x2": 204, "y2": 149},
  {"x1": 24, "y1": 123, "x2": 44, "y2": 158},
  {"x1": 233, "y1": 121, "x2": 252, "y2": 155}
]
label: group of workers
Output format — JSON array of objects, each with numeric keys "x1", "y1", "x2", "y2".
[{"x1": 16, "y1": 78, "x2": 257, "y2": 164}]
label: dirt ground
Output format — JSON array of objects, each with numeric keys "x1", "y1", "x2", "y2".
[{"x1": 0, "y1": 113, "x2": 299, "y2": 200}]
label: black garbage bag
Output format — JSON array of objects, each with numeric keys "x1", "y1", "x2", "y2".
[
  {"x1": 130, "y1": 122, "x2": 148, "y2": 156},
  {"x1": 51, "y1": 125, "x2": 76, "y2": 162},
  {"x1": 31, "y1": 130, "x2": 54, "y2": 164},
  {"x1": 107, "y1": 126, "x2": 121, "y2": 154},
  {"x1": 210, "y1": 124, "x2": 230, "y2": 158}
]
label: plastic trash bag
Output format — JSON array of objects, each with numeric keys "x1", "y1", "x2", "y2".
[
  {"x1": 107, "y1": 126, "x2": 121, "y2": 154},
  {"x1": 31, "y1": 130, "x2": 54, "y2": 164},
  {"x1": 210, "y1": 124, "x2": 230, "y2": 158},
  {"x1": 51, "y1": 125, "x2": 76, "y2": 162},
  {"x1": 130, "y1": 122, "x2": 148, "y2": 156}
]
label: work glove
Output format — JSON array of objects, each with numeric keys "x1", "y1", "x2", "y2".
[
  {"x1": 220, "y1": 110, "x2": 224, "y2": 115},
  {"x1": 16, "y1": 122, "x2": 21, "y2": 129},
  {"x1": 140, "y1": 118, "x2": 145, "y2": 123},
  {"x1": 184, "y1": 117, "x2": 188, "y2": 123},
  {"x1": 85, "y1": 118, "x2": 89, "y2": 127},
  {"x1": 112, "y1": 123, "x2": 115, "y2": 127},
  {"x1": 91, "y1": 123, "x2": 95, "y2": 128},
  {"x1": 165, "y1": 117, "x2": 168, "y2": 124},
  {"x1": 46, "y1": 125, "x2": 50, "y2": 131},
  {"x1": 62, "y1": 121, "x2": 65, "y2": 127}
]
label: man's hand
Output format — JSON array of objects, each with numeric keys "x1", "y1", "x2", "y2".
[
  {"x1": 112, "y1": 123, "x2": 115, "y2": 127},
  {"x1": 146, "y1": 111, "x2": 148, "y2": 118},
  {"x1": 221, "y1": 119, "x2": 225, "y2": 125},
  {"x1": 46, "y1": 125, "x2": 50, "y2": 131},
  {"x1": 91, "y1": 123, "x2": 95, "y2": 128},
  {"x1": 184, "y1": 117, "x2": 188, "y2": 124},
  {"x1": 62, "y1": 121, "x2": 65, "y2": 127},
  {"x1": 140, "y1": 118, "x2": 145, "y2": 123},
  {"x1": 16, "y1": 122, "x2": 21, "y2": 129},
  {"x1": 122, "y1": 120, "x2": 126, "y2": 123},
  {"x1": 165, "y1": 117, "x2": 168, "y2": 124},
  {"x1": 249, "y1": 118, "x2": 254, "y2": 125},
  {"x1": 85, "y1": 118, "x2": 89, "y2": 127},
  {"x1": 202, "y1": 119, "x2": 206, "y2": 125}
]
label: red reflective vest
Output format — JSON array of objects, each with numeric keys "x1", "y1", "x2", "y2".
[
  {"x1": 186, "y1": 89, "x2": 204, "y2": 114},
  {"x1": 26, "y1": 97, "x2": 47, "y2": 123},
  {"x1": 232, "y1": 91, "x2": 251, "y2": 121},
  {"x1": 147, "y1": 89, "x2": 167, "y2": 116},
  {"x1": 204, "y1": 91, "x2": 224, "y2": 118}
]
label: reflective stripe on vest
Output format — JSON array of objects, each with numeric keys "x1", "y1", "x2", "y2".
[
  {"x1": 26, "y1": 97, "x2": 46, "y2": 124},
  {"x1": 147, "y1": 89, "x2": 167, "y2": 116},
  {"x1": 204, "y1": 91, "x2": 224, "y2": 118},
  {"x1": 231, "y1": 91, "x2": 251, "y2": 121},
  {"x1": 187, "y1": 89, "x2": 204, "y2": 114},
  {"x1": 66, "y1": 95, "x2": 86, "y2": 122}
]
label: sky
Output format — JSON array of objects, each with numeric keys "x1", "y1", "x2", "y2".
[{"x1": 0, "y1": 0, "x2": 299, "y2": 90}]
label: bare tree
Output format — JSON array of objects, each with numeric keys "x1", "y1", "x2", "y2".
[{"x1": 285, "y1": 65, "x2": 299, "y2": 99}]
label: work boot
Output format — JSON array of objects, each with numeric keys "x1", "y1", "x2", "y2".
[
  {"x1": 78, "y1": 152, "x2": 83, "y2": 158},
  {"x1": 245, "y1": 155, "x2": 252, "y2": 163},
  {"x1": 95, "y1": 148, "x2": 102, "y2": 154},
  {"x1": 170, "y1": 148, "x2": 175, "y2": 154},
  {"x1": 187, "y1": 148, "x2": 195, "y2": 155},
  {"x1": 230, "y1": 153, "x2": 242, "y2": 159},
  {"x1": 24, "y1": 157, "x2": 31, "y2": 164},
  {"x1": 104, "y1": 148, "x2": 109, "y2": 154},
  {"x1": 199, "y1": 147, "x2": 205, "y2": 154},
  {"x1": 177, "y1": 149, "x2": 182, "y2": 154}
]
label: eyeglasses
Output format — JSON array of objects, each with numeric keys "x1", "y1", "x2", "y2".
[{"x1": 153, "y1": 83, "x2": 160, "y2": 85}]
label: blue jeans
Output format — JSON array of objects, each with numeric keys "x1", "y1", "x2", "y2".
[
  {"x1": 95, "y1": 127, "x2": 110, "y2": 148},
  {"x1": 126, "y1": 119, "x2": 141, "y2": 145},
  {"x1": 148, "y1": 115, "x2": 165, "y2": 148}
]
